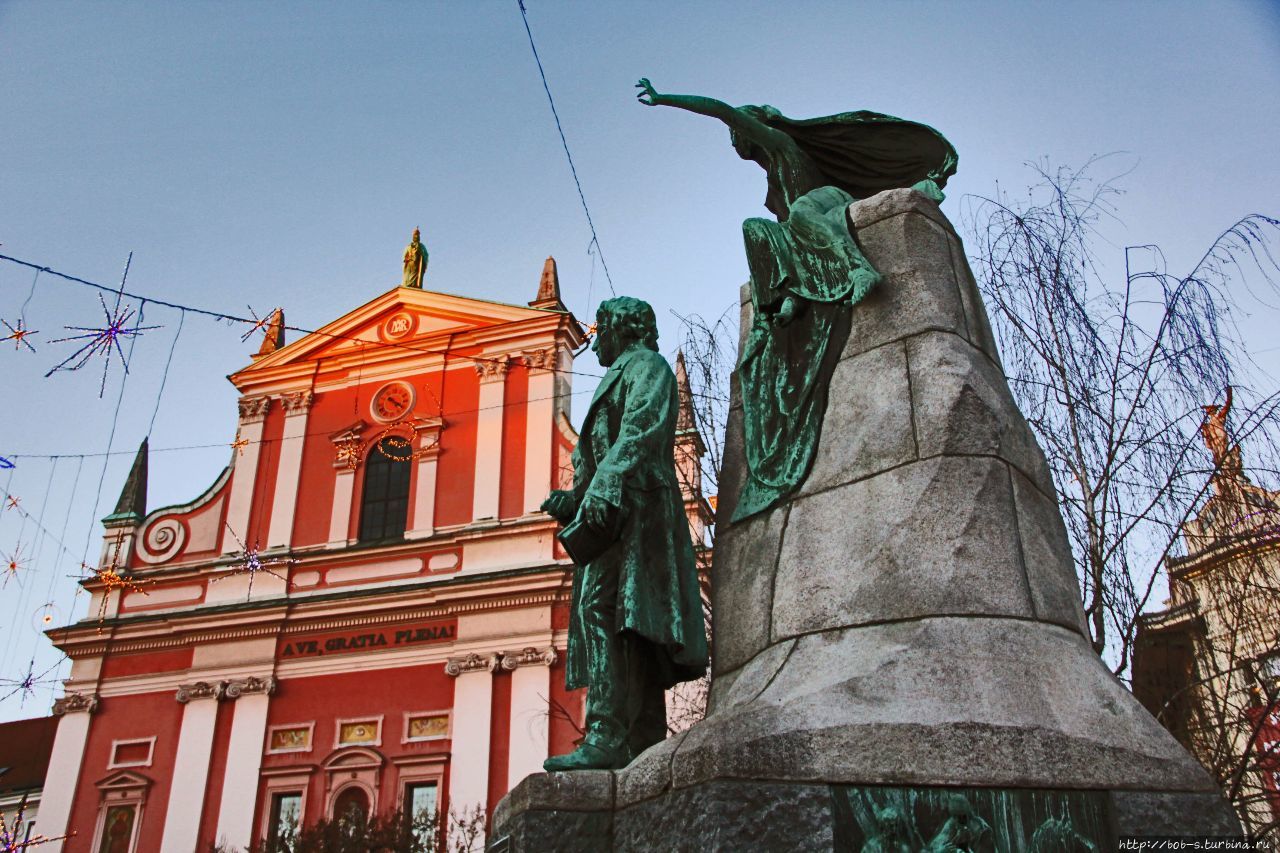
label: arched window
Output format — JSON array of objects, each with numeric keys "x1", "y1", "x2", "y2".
[
  {"x1": 333, "y1": 785, "x2": 370, "y2": 826},
  {"x1": 359, "y1": 439, "x2": 410, "y2": 542}
]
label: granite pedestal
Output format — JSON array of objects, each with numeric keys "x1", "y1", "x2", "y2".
[{"x1": 491, "y1": 189, "x2": 1240, "y2": 851}]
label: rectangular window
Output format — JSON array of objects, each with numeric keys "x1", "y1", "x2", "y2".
[
  {"x1": 1261, "y1": 652, "x2": 1280, "y2": 682},
  {"x1": 108, "y1": 738, "x2": 154, "y2": 768},
  {"x1": 267, "y1": 792, "x2": 302, "y2": 849},
  {"x1": 97, "y1": 805, "x2": 137, "y2": 853},
  {"x1": 403, "y1": 783, "x2": 438, "y2": 847}
]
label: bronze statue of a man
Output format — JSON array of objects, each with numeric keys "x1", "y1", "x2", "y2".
[{"x1": 541, "y1": 296, "x2": 709, "y2": 771}]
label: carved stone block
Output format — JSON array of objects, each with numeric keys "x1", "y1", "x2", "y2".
[{"x1": 773, "y1": 456, "x2": 1035, "y2": 640}]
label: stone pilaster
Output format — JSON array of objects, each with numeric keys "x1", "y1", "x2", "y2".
[
  {"x1": 215, "y1": 675, "x2": 275, "y2": 849},
  {"x1": 161, "y1": 682, "x2": 224, "y2": 852},
  {"x1": 406, "y1": 418, "x2": 444, "y2": 540},
  {"x1": 447, "y1": 654, "x2": 498, "y2": 846},
  {"x1": 328, "y1": 423, "x2": 365, "y2": 548},
  {"x1": 267, "y1": 390, "x2": 315, "y2": 548},
  {"x1": 502, "y1": 648, "x2": 557, "y2": 790},
  {"x1": 223, "y1": 396, "x2": 271, "y2": 552},
  {"x1": 522, "y1": 349, "x2": 558, "y2": 515},
  {"x1": 472, "y1": 358, "x2": 509, "y2": 521},
  {"x1": 35, "y1": 693, "x2": 99, "y2": 848}
]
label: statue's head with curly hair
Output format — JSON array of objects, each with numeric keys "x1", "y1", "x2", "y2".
[{"x1": 593, "y1": 296, "x2": 659, "y2": 367}]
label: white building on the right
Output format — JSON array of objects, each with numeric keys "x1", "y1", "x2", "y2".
[{"x1": 1134, "y1": 389, "x2": 1280, "y2": 836}]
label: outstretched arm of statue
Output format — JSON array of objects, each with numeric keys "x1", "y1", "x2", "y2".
[{"x1": 635, "y1": 78, "x2": 787, "y2": 154}]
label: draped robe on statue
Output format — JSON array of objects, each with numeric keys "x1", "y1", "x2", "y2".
[{"x1": 732, "y1": 109, "x2": 958, "y2": 521}]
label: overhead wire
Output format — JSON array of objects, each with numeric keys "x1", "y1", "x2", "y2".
[
  {"x1": 0, "y1": 458, "x2": 56, "y2": 678},
  {"x1": 147, "y1": 309, "x2": 185, "y2": 437},
  {"x1": 78, "y1": 257, "x2": 141, "y2": 574},
  {"x1": 0, "y1": 252, "x2": 606, "y2": 383},
  {"x1": 516, "y1": 0, "x2": 616, "y2": 298}
]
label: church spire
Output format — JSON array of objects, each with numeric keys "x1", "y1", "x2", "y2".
[
  {"x1": 529, "y1": 256, "x2": 565, "y2": 311},
  {"x1": 104, "y1": 438, "x2": 148, "y2": 524},
  {"x1": 675, "y1": 350, "x2": 696, "y2": 433},
  {"x1": 253, "y1": 308, "x2": 286, "y2": 358}
]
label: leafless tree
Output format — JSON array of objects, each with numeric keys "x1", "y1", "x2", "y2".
[
  {"x1": 664, "y1": 305, "x2": 737, "y2": 734},
  {"x1": 962, "y1": 158, "x2": 1280, "y2": 672},
  {"x1": 964, "y1": 158, "x2": 1280, "y2": 833}
]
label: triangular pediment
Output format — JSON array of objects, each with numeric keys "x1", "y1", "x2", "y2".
[
  {"x1": 97, "y1": 769, "x2": 152, "y2": 791},
  {"x1": 233, "y1": 286, "x2": 559, "y2": 381}
]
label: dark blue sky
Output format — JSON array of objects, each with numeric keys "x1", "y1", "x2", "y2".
[{"x1": 0, "y1": 1, "x2": 1277, "y2": 720}]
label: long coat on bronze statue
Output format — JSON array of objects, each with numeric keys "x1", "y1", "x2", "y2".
[{"x1": 557, "y1": 344, "x2": 708, "y2": 766}]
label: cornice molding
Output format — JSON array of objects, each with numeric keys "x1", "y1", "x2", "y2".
[{"x1": 52, "y1": 572, "x2": 569, "y2": 658}]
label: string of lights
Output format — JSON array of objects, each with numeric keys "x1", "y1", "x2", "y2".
[
  {"x1": 0, "y1": 252, "x2": 607, "y2": 382},
  {"x1": 515, "y1": 0, "x2": 616, "y2": 298}
]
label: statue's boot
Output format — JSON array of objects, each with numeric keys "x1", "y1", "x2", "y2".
[{"x1": 543, "y1": 731, "x2": 627, "y2": 772}]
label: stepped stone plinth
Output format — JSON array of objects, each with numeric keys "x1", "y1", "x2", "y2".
[{"x1": 490, "y1": 189, "x2": 1240, "y2": 851}]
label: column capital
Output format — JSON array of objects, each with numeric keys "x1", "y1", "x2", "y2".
[
  {"x1": 225, "y1": 675, "x2": 276, "y2": 699},
  {"x1": 445, "y1": 652, "x2": 501, "y2": 676},
  {"x1": 176, "y1": 680, "x2": 226, "y2": 703},
  {"x1": 521, "y1": 347, "x2": 557, "y2": 371},
  {"x1": 474, "y1": 357, "x2": 509, "y2": 383},
  {"x1": 52, "y1": 692, "x2": 99, "y2": 715},
  {"x1": 280, "y1": 390, "x2": 316, "y2": 414},
  {"x1": 237, "y1": 396, "x2": 272, "y2": 424},
  {"x1": 499, "y1": 646, "x2": 558, "y2": 671}
]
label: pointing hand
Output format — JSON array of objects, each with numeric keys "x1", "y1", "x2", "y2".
[{"x1": 635, "y1": 78, "x2": 661, "y2": 107}]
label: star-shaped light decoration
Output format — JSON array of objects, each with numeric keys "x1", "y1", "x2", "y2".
[
  {"x1": 230, "y1": 431, "x2": 250, "y2": 457},
  {"x1": 4, "y1": 496, "x2": 19, "y2": 511},
  {"x1": 0, "y1": 318, "x2": 37, "y2": 353},
  {"x1": 214, "y1": 523, "x2": 295, "y2": 599},
  {"x1": 45, "y1": 293, "x2": 160, "y2": 397},
  {"x1": 2, "y1": 545, "x2": 27, "y2": 589},
  {"x1": 239, "y1": 305, "x2": 282, "y2": 342},
  {"x1": 0, "y1": 458, "x2": 13, "y2": 470},
  {"x1": 334, "y1": 437, "x2": 364, "y2": 471},
  {"x1": 0, "y1": 793, "x2": 74, "y2": 850},
  {"x1": 80, "y1": 539, "x2": 150, "y2": 631},
  {"x1": 32, "y1": 602, "x2": 60, "y2": 632},
  {"x1": 0, "y1": 658, "x2": 62, "y2": 705}
]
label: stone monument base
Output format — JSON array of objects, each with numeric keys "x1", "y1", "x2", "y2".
[
  {"x1": 491, "y1": 765, "x2": 1241, "y2": 851},
  {"x1": 491, "y1": 189, "x2": 1243, "y2": 850}
]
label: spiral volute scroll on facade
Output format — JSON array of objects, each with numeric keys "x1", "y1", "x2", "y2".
[{"x1": 136, "y1": 517, "x2": 187, "y2": 565}]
